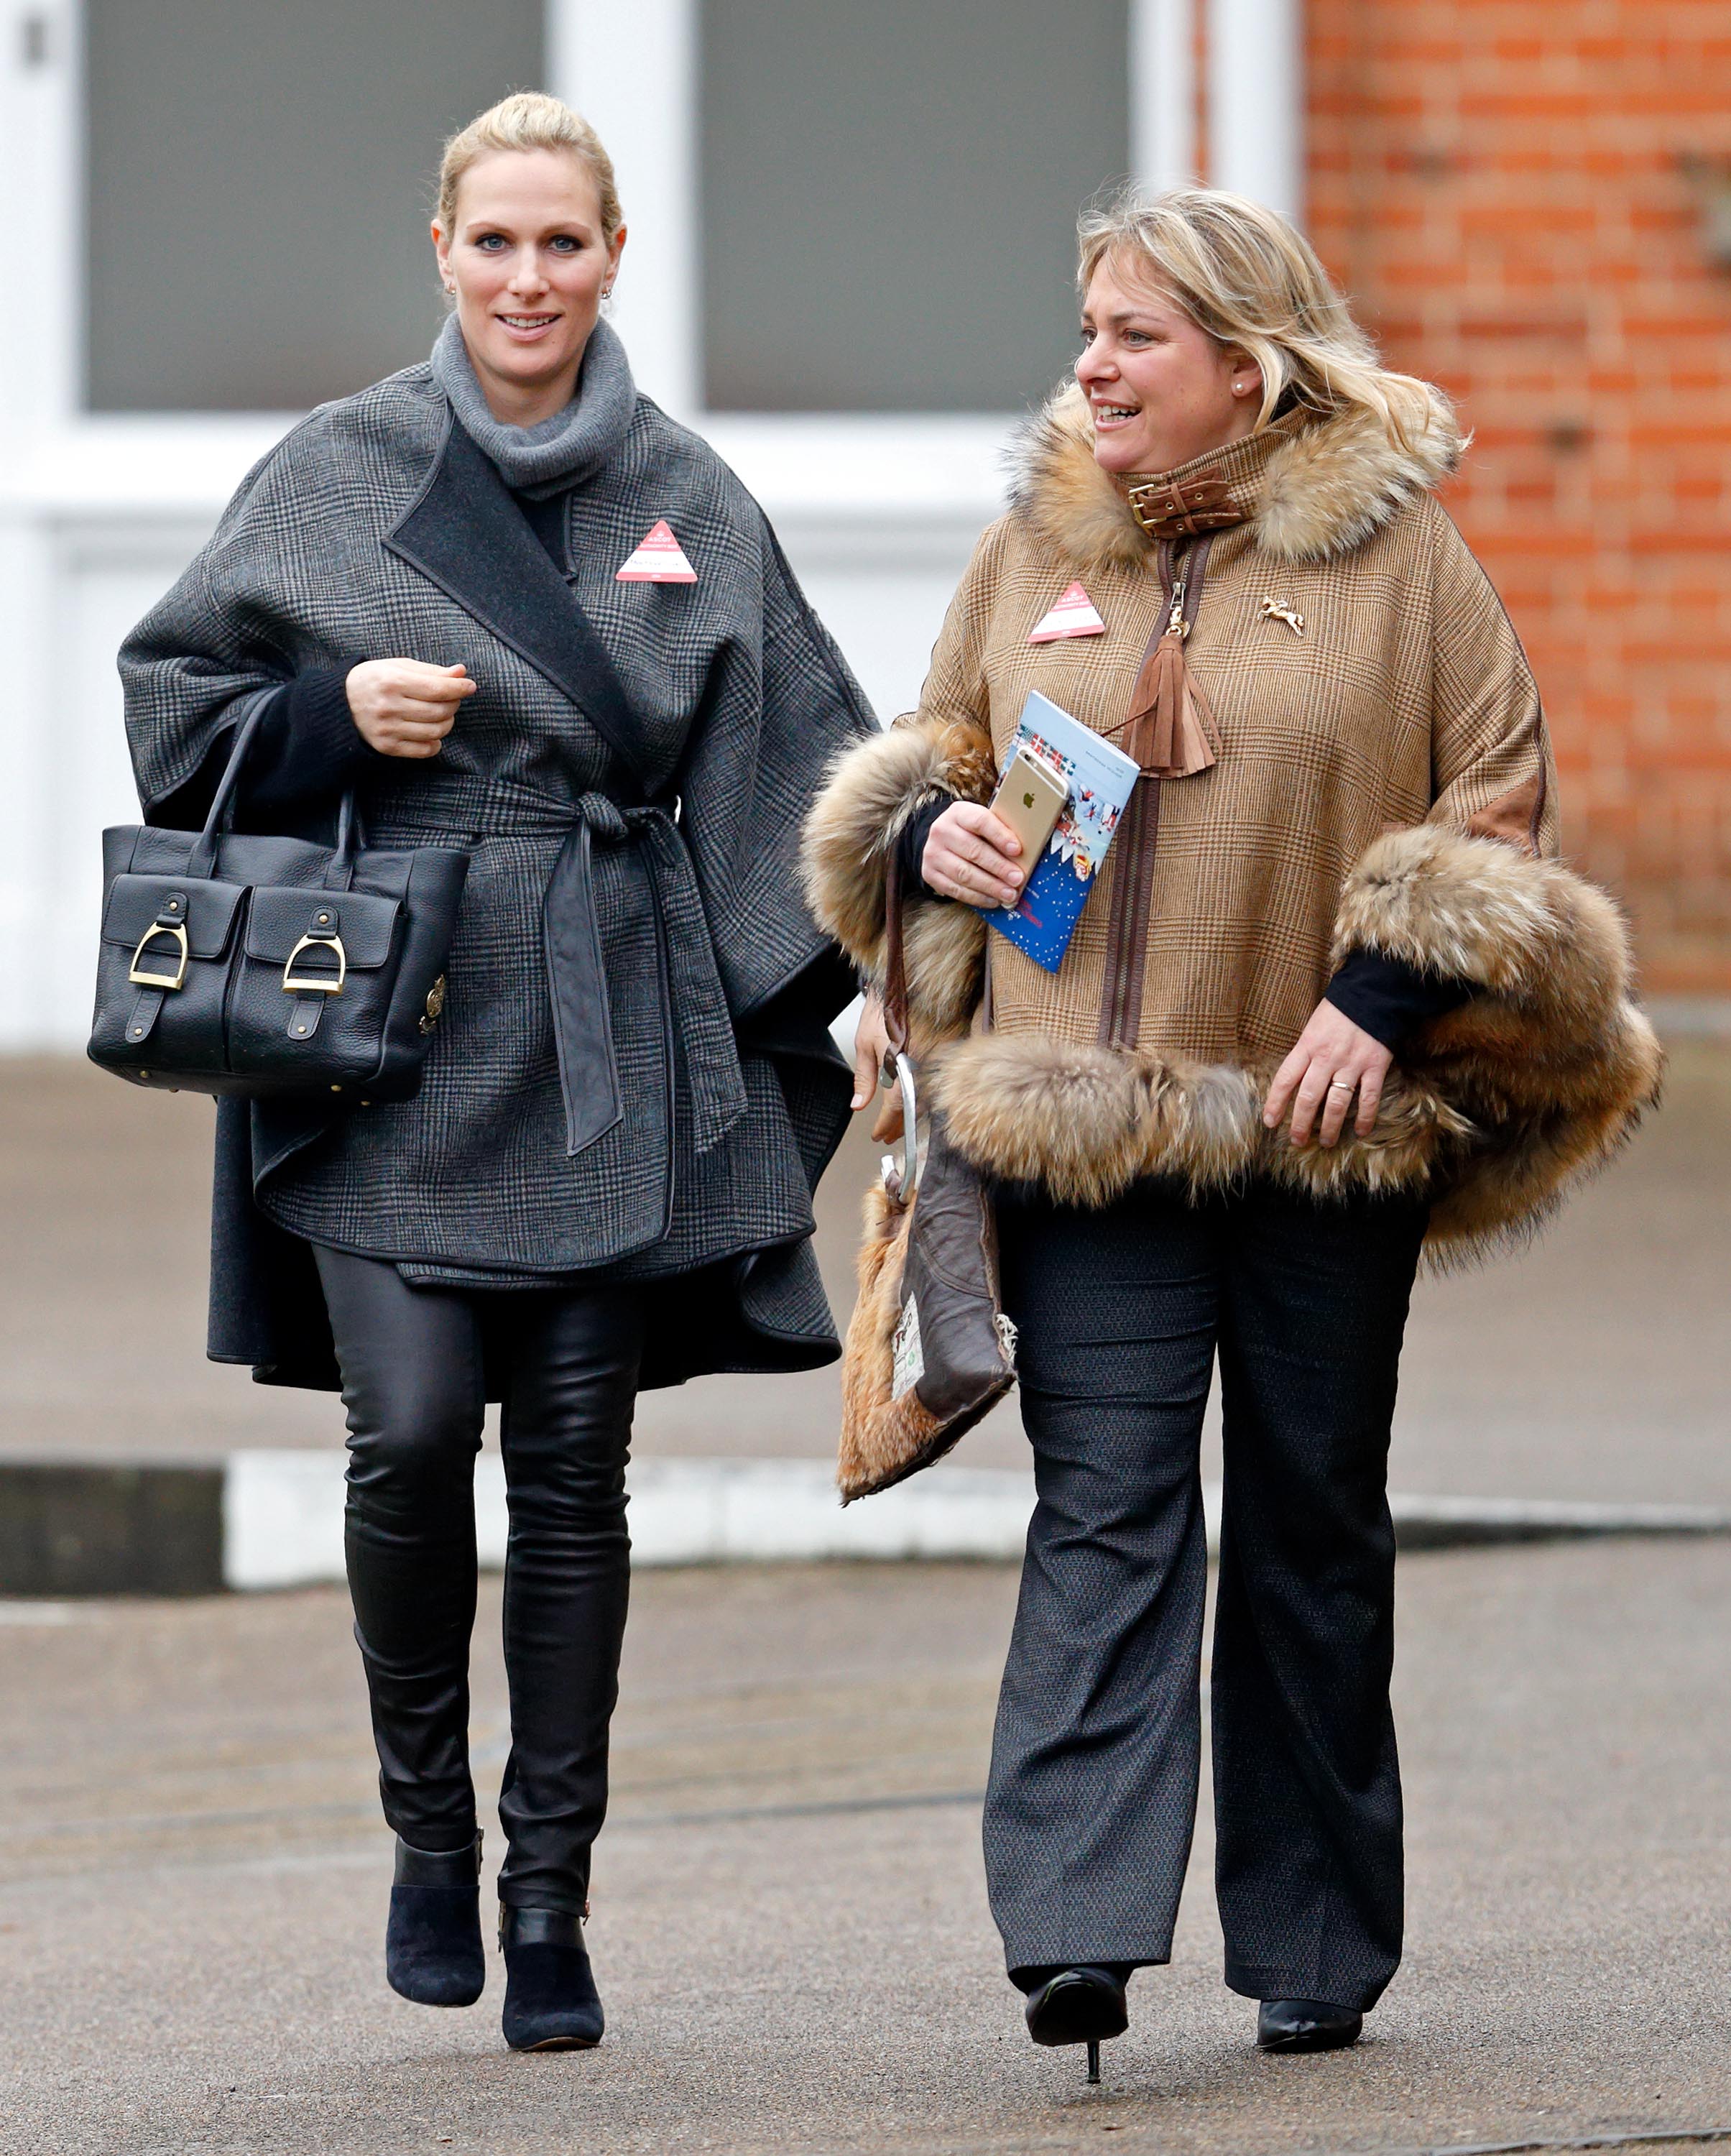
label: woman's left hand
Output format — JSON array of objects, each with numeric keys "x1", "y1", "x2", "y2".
[
  {"x1": 851, "y1": 994, "x2": 891, "y2": 1113},
  {"x1": 851, "y1": 994, "x2": 907, "y2": 1143},
  {"x1": 1263, "y1": 1000, "x2": 1394, "y2": 1147}
]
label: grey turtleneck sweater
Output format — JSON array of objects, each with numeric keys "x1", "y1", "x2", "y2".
[
  {"x1": 234, "y1": 316, "x2": 640, "y2": 816},
  {"x1": 429, "y1": 312, "x2": 637, "y2": 498}
]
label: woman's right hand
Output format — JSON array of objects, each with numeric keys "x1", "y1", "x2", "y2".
[
  {"x1": 921, "y1": 801, "x2": 1025, "y2": 907},
  {"x1": 345, "y1": 658, "x2": 477, "y2": 758}
]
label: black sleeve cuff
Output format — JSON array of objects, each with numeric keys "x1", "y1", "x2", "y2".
[
  {"x1": 895, "y1": 795, "x2": 953, "y2": 902},
  {"x1": 1324, "y1": 947, "x2": 1475, "y2": 1051},
  {"x1": 241, "y1": 668, "x2": 381, "y2": 813}
]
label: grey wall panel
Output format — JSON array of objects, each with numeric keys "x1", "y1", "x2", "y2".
[
  {"x1": 701, "y1": 0, "x2": 1130, "y2": 413},
  {"x1": 85, "y1": 0, "x2": 543, "y2": 411}
]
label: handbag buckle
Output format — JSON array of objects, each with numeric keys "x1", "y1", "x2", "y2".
[
  {"x1": 282, "y1": 931, "x2": 347, "y2": 997},
  {"x1": 129, "y1": 919, "x2": 189, "y2": 991}
]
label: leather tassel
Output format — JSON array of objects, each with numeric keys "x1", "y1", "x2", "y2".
[{"x1": 1124, "y1": 628, "x2": 1221, "y2": 779}]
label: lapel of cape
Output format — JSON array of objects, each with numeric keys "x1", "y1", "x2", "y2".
[{"x1": 385, "y1": 411, "x2": 658, "y2": 796}]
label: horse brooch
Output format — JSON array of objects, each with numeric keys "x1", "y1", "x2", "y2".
[{"x1": 1259, "y1": 596, "x2": 1306, "y2": 637}]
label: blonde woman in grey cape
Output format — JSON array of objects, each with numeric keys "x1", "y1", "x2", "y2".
[{"x1": 121, "y1": 96, "x2": 873, "y2": 2050}]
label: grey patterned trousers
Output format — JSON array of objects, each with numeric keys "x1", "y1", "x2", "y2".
[{"x1": 984, "y1": 1177, "x2": 1428, "y2": 2010}]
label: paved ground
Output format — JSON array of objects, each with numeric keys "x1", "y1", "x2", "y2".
[
  {"x1": 3, "y1": 1543, "x2": 1730, "y2": 2156},
  {"x1": 3, "y1": 1045, "x2": 1728, "y2": 1501}
]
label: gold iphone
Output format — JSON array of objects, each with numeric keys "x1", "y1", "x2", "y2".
[{"x1": 989, "y1": 747, "x2": 1070, "y2": 875}]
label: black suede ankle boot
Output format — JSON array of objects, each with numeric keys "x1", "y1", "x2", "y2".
[
  {"x1": 499, "y1": 1906, "x2": 604, "y2": 2052},
  {"x1": 386, "y1": 1833, "x2": 485, "y2": 2008}
]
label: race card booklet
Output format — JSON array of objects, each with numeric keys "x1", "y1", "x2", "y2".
[{"x1": 985, "y1": 691, "x2": 1140, "y2": 972}]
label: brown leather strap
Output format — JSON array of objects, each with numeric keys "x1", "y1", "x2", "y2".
[
  {"x1": 1096, "y1": 536, "x2": 1214, "y2": 1047},
  {"x1": 882, "y1": 844, "x2": 910, "y2": 1057},
  {"x1": 1097, "y1": 776, "x2": 1161, "y2": 1046},
  {"x1": 1125, "y1": 469, "x2": 1247, "y2": 540},
  {"x1": 1174, "y1": 531, "x2": 1216, "y2": 630}
]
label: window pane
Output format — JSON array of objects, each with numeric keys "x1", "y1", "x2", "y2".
[
  {"x1": 84, "y1": 0, "x2": 543, "y2": 412},
  {"x1": 701, "y1": 0, "x2": 1129, "y2": 413}
]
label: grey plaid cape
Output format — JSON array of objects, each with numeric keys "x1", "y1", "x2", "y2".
[{"x1": 119, "y1": 361, "x2": 876, "y2": 1391}]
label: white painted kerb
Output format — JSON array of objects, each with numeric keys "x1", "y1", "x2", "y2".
[
  {"x1": 222, "y1": 1453, "x2": 1042, "y2": 1592},
  {"x1": 221, "y1": 1453, "x2": 1731, "y2": 1593}
]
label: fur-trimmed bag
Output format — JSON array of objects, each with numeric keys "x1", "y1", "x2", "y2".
[{"x1": 836, "y1": 855, "x2": 1017, "y2": 1501}]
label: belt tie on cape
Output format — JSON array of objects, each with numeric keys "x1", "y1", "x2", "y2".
[{"x1": 543, "y1": 792, "x2": 749, "y2": 1159}]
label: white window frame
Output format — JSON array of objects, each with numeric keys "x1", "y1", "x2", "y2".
[
  {"x1": 2, "y1": 1, "x2": 311, "y2": 519},
  {"x1": 3, "y1": 0, "x2": 1300, "y2": 520},
  {"x1": 555, "y1": 0, "x2": 1280, "y2": 516}
]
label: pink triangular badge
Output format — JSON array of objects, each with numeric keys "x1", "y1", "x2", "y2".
[
  {"x1": 1028, "y1": 580, "x2": 1106, "y2": 642},
  {"x1": 615, "y1": 519, "x2": 698, "y2": 584}
]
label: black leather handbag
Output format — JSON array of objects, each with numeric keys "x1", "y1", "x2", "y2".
[{"x1": 89, "y1": 707, "x2": 470, "y2": 1102}]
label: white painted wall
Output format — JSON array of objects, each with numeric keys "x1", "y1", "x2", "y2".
[
  {"x1": 1208, "y1": 0, "x2": 1304, "y2": 221},
  {"x1": 1132, "y1": 0, "x2": 1199, "y2": 191},
  {"x1": 1, "y1": 0, "x2": 1300, "y2": 1050},
  {"x1": 551, "y1": 0, "x2": 700, "y2": 419}
]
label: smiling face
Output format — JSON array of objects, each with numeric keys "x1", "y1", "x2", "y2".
[
  {"x1": 433, "y1": 147, "x2": 626, "y2": 427},
  {"x1": 1076, "y1": 257, "x2": 1262, "y2": 477}
]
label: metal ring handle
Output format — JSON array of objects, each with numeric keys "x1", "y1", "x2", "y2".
[{"x1": 879, "y1": 1051, "x2": 923, "y2": 1202}]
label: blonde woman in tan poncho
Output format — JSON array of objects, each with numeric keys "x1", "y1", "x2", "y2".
[{"x1": 802, "y1": 189, "x2": 1658, "y2": 2073}]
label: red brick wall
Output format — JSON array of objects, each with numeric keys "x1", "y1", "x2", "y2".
[{"x1": 1307, "y1": 0, "x2": 1731, "y2": 992}]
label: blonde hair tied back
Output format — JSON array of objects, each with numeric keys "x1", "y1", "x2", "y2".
[
  {"x1": 437, "y1": 91, "x2": 623, "y2": 247},
  {"x1": 1078, "y1": 185, "x2": 1438, "y2": 451}
]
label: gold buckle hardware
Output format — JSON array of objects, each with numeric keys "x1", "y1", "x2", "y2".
[
  {"x1": 1125, "y1": 479, "x2": 1162, "y2": 532},
  {"x1": 129, "y1": 920, "x2": 189, "y2": 991},
  {"x1": 282, "y1": 931, "x2": 347, "y2": 997}
]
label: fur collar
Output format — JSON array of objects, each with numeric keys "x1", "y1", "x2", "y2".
[{"x1": 1007, "y1": 381, "x2": 1462, "y2": 573}]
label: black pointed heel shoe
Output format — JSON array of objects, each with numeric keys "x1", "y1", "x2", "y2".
[
  {"x1": 1021, "y1": 1966, "x2": 1130, "y2": 2084},
  {"x1": 499, "y1": 1906, "x2": 604, "y2": 2052},
  {"x1": 386, "y1": 1832, "x2": 485, "y2": 2007},
  {"x1": 1256, "y1": 1997, "x2": 1364, "y2": 2053}
]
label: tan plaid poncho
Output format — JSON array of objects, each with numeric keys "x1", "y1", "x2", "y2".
[{"x1": 805, "y1": 386, "x2": 1659, "y2": 1256}]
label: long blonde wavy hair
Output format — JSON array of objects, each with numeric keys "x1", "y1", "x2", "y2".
[{"x1": 1078, "y1": 187, "x2": 1438, "y2": 452}]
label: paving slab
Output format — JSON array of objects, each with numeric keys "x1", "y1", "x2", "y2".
[
  {"x1": 2, "y1": 1542, "x2": 1730, "y2": 2155},
  {"x1": 2, "y1": 1046, "x2": 1727, "y2": 1503}
]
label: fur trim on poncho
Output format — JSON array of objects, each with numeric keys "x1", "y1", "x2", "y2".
[
  {"x1": 922, "y1": 826, "x2": 1661, "y2": 1258},
  {"x1": 800, "y1": 718, "x2": 991, "y2": 1055},
  {"x1": 1008, "y1": 381, "x2": 1464, "y2": 575},
  {"x1": 800, "y1": 387, "x2": 1658, "y2": 1263},
  {"x1": 804, "y1": 760, "x2": 1659, "y2": 1263}
]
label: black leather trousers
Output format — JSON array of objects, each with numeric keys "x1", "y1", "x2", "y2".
[
  {"x1": 985, "y1": 1179, "x2": 1428, "y2": 2011},
  {"x1": 314, "y1": 1247, "x2": 645, "y2": 1915}
]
